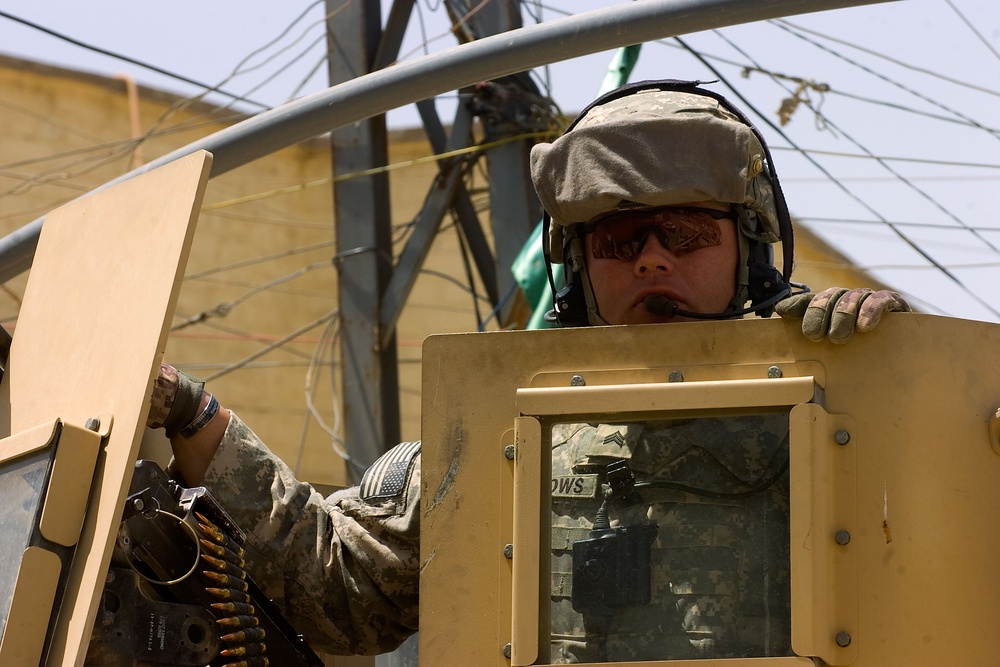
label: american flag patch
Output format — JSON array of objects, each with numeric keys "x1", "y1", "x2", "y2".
[{"x1": 360, "y1": 441, "x2": 421, "y2": 501}]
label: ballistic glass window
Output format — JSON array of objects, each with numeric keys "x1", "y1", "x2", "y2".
[
  {"x1": 548, "y1": 414, "x2": 792, "y2": 663},
  {"x1": 0, "y1": 420, "x2": 101, "y2": 666}
]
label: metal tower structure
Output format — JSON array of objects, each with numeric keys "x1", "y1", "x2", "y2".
[{"x1": 324, "y1": 0, "x2": 549, "y2": 480}]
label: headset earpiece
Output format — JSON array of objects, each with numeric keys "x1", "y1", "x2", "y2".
[
  {"x1": 544, "y1": 211, "x2": 594, "y2": 327},
  {"x1": 746, "y1": 240, "x2": 788, "y2": 317},
  {"x1": 555, "y1": 228, "x2": 591, "y2": 327},
  {"x1": 553, "y1": 272, "x2": 589, "y2": 327}
]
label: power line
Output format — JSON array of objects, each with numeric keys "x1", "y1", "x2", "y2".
[
  {"x1": 768, "y1": 146, "x2": 1000, "y2": 170},
  {"x1": 729, "y1": 30, "x2": 1000, "y2": 260},
  {"x1": 1, "y1": 145, "x2": 133, "y2": 197},
  {"x1": 200, "y1": 130, "x2": 555, "y2": 211},
  {"x1": 185, "y1": 241, "x2": 336, "y2": 281},
  {"x1": 0, "y1": 114, "x2": 251, "y2": 201},
  {"x1": 943, "y1": 0, "x2": 1000, "y2": 65},
  {"x1": 640, "y1": 25, "x2": 1000, "y2": 138},
  {"x1": 218, "y1": 1, "x2": 332, "y2": 104},
  {"x1": 824, "y1": 87, "x2": 1000, "y2": 133},
  {"x1": 772, "y1": 18, "x2": 1000, "y2": 99},
  {"x1": 771, "y1": 20, "x2": 1000, "y2": 142},
  {"x1": 0, "y1": 9, "x2": 271, "y2": 110},
  {"x1": 173, "y1": 261, "x2": 331, "y2": 330},
  {"x1": 784, "y1": 174, "x2": 1000, "y2": 184},
  {"x1": 169, "y1": 313, "x2": 319, "y2": 363},
  {"x1": 798, "y1": 216, "x2": 1000, "y2": 234},
  {"x1": 683, "y1": 32, "x2": 1000, "y2": 320},
  {"x1": 203, "y1": 309, "x2": 339, "y2": 382},
  {"x1": 0, "y1": 113, "x2": 245, "y2": 172},
  {"x1": 1, "y1": 0, "x2": 339, "y2": 185}
]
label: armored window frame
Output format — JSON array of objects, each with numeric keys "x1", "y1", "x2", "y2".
[
  {"x1": 507, "y1": 370, "x2": 856, "y2": 666},
  {"x1": 0, "y1": 419, "x2": 101, "y2": 667}
]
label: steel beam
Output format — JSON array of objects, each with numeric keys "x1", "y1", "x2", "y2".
[
  {"x1": 445, "y1": 0, "x2": 542, "y2": 322},
  {"x1": 326, "y1": 0, "x2": 400, "y2": 479},
  {"x1": 416, "y1": 98, "x2": 498, "y2": 306},
  {"x1": 374, "y1": 0, "x2": 416, "y2": 70},
  {"x1": 379, "y1": 103, "x2": 475, "y2": 345}
]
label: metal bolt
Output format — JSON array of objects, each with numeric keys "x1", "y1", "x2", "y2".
[
  {"x1": 132, "y1": 498, "x2": 145, "y2": 512},
  {"x1": 836, "y1": 631, "x2": 852, "y2": 647},
  {"x1": 835, "y1": 429, "x2": 851, "y2": 445},
  {"x1": 668, "y1": 370, "x2": 684, "y2": 383},
  {"x1": 504, "y1": 445, "x2": 515, "y2": 460},
  {"x1": 570, "y1": 374, "x2": 586, "y2": 387},
  {"x1": 503, "y1": 643, "x2": 512, "y2": 658},
  {"x1": 767, "y1": 365, "x2": 783, "y2": 378},
  {"x1": 835, "y1": 530, "x2": 851, "y2": 546},
  {"x1": 85, "y1": 417, "x2": 101, "y2": 432},
  {"x1": 503, "y1": 544, "x2": 513, "y2": 559}
]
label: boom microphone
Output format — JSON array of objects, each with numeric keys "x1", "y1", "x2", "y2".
[{"x1": 643, "y1": 294, "x2": 680, "y2": 316}]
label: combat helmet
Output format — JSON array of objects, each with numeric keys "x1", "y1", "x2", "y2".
[{"x1": 530, "y1": 79, "x2": 795, "y2": 326}]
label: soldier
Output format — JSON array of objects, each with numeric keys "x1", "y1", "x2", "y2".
[
  {"x1": 149, "y1": 80, "x2": 908, "y2": 659},
  {"x1": 533, "y1": 79, "x2": 910, "y2": 662}
]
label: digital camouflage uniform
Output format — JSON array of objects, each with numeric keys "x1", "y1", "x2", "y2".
[
  {"x1": 549, "y1": 416, "x2": 792, "y2": 663},
  {"x1": 198, "y1": 412, "x2": 421, "y2": 656}
]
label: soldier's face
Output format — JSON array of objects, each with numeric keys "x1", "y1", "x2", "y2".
[{"x1": 585, "y1": 202, "x2": 739, "y2": 325}]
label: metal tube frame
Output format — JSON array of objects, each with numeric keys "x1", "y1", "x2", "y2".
[{"x1": 0, "y1": 0, "x2": 895, "y2": 281}]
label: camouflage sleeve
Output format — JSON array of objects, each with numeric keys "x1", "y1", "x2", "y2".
[{"x1": 200, "y1": 412, "x2": 420, "y2": 656}]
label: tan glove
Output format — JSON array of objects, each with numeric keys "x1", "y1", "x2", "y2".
[
  {"x1": 147, "y1": 363, "x2": 206, "y2": 437},
  {"x1": 775, "y1": 287, "x2": 911, "y2": 344}
]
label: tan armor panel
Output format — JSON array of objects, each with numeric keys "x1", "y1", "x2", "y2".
[
  {"x1": 0, "y1": 152, "x2": 211, "y2": 667},
  {"x1": 420, "y1": 315, "x2": 1000, "y2": 666}
]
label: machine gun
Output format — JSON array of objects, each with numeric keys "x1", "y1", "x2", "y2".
[{"x1": 85, "y1": 460, "x2": 322, "y2": 667}]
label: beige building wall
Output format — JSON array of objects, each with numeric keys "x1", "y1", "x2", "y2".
[
  {"x1": 0, "y1": 55, "x2": 492, "y2": 489},
  {"x1": 0, "y1": 54, "x2": 887, "y2": 490}
]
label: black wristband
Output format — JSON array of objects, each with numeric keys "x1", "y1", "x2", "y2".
[
  {"x1": 178, "y1": 393, "x2": 220, "y2": 439},
  {"x1": 162, "y1": 370, "x2": 206, "y2": 438}
]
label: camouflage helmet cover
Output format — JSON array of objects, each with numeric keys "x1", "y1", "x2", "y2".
[{"x1": 531, "y1": 85, "x2": 783, "y2": 264}]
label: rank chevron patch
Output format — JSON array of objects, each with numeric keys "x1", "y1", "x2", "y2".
[{"x1": 603, "y1": 430, "x2": 625, "y2": 446}]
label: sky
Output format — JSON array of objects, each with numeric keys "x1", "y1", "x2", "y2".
[{"x1": 1, "y1": 0, "x2": 999, "y2": 322}]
